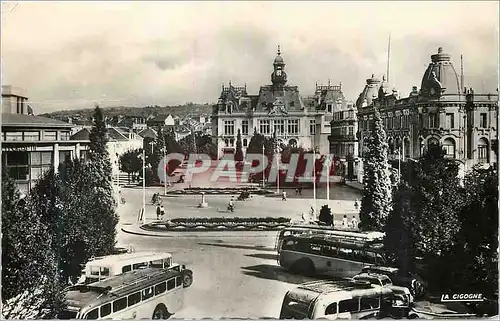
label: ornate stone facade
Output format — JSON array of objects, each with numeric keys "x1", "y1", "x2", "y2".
[{"x1": 356, "y1": 47, "x2": 498, "y2": 181}]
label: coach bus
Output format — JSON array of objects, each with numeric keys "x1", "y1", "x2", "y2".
[
  {"x1": 275, "y1": 225, "x2": 384, "y2": 251},
  {"x1": 279, "y1": 279, "x2": 413, "y2": 319},
  {"x1": 78, "y1": 252, "x2": 193, "y2": 288},
  {"x1": 278, "y1": 233, "x2": 386, "y2": 279},
  {"x1": 59, "y1": 267, "x2": 188, "y2": 319}
]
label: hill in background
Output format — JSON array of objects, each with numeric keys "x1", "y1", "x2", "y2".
[{"x1": 40, "y1": 103, "x2": 214, "y2": 120}]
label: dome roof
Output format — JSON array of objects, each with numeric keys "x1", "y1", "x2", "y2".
[
  {"x1": 274, "y1": 45, "x2": 285, "y2": 65},
  {"x1": 356, "y1": 74, "x2": 381, "y2": 109},
  {"x1": 420, "y1": 47, "x2": 460, "y2": 97}
]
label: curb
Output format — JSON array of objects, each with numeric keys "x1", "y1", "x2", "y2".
[{"x1": 120, "y1": 226, "x2": 280, "y2": 239}]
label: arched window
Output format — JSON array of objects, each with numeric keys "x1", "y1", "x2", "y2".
[
  {"x1": 427, "y1": 137, "x2": 439, "y2": 151},
  {"x1": 404, "y1": 138, "x2": 410, "y2": 158},
  {"x1": 442, "y1": 138, "x2": 455, "y2": 158},
  {"x1": 243, "y1": 138, "x2": 248, "y2": 147},
  {"x1": 478, "y1": 138, "x2": 489, "y2": 163},
  {"x1": 224, "y1": 139, "x2": 229, "y2": 147},
  {"x1": 230, "y1": 138, "x2": 234, "y2": 146}
]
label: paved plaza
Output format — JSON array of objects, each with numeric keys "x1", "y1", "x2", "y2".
[{"x1": 116, "y1": 184, "x2": 361, "y2": 318}]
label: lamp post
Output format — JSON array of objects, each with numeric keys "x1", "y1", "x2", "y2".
[
  {"x1": 326, "y1": 155, "x2": 330, "y2": 202},
  {"x1": 163, "y1": 144, "x2": 167, "y2": 196},
  {"x1": 141, "y1": 142, "x2": 146, "y2": 224},
  {"x1": 313, "y1": 146, "x2": 318, "y2": 215},
  {"x1": 276, "y1": 134, "x2": 280, "y2": 194},
  {"x1": 262, "y1": 144, "x2": 265, "y2": 188}
]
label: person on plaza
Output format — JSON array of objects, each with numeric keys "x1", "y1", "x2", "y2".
[
  {"x1": 299, "y1": 186, "x2": 303, "y2": 195},
  {"x1": 295, "y1": 188, "x2": 299, "y2": 196},
  {"x1": 282, "y1": 191, "x2": 287, "y2": 201},
  {"x1": 228, "y1": 198, "x2": 235, "y2": 212},
  {"x1": 354, "y1": 199, "x2": 359, "y2": 211},
  {"x1": 309, "y1": 206, "x2": 315, "y2": 222},
  {"x1": 160, "y1": 205, "x2": 165, "y2": 220},
  {"x1": 351, "y1": 216, "x2": 358, "y2": 229},
  {"x1": 342, "y1": 215, "x2": 349, "y2": 227},
  {"x1": 156, "y1": 205, "x2": 161, "y2": 220}
]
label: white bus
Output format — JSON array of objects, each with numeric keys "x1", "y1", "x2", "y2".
[
  {"x1": 278, "y1": 233, "x2": 386, "y2": 279},
  {"x1": 59, "y1": 267, "x2": 188, "y2": 319},
  {"x1": 275, "y1": 225, "x2": 384, "y2": 251},
  {"x1": 78, "y1": 252, "x2": 192, "y2": 288},
  {"x1": 279, "y1": 279, "x2": 412, "y2": 319}
]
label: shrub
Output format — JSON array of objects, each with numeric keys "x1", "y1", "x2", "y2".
[{"x1": 318, "y1": 205, "x2": 333, "y2": 226}]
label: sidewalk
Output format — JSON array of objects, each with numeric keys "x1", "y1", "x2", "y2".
[{"x1": 345, "y1": 180, "x2": 363, "y2": 191}]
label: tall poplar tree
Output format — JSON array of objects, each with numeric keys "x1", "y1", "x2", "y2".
[{"x1": 359, "y1": 109, "x2": 392, "y2": 231}]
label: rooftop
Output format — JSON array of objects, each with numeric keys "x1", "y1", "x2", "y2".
[{"x1": 1, "y1": 113, "x2": 73, "y2": 129}]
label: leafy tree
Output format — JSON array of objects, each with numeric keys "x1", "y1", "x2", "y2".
[
  {"x1": 384, "y1": 182, "x2": 416, "y2": 275},
  {"x1": 197, "y1": 134, "x2": 217, "y2": 160},
  {"x1": 1, "y1": 168, "x2": 64, "y2": 318},
  {"x1": 119, "y1": 149, "x2": 142, "y2": 184},
  {"x1": 318, "y1": 205, "x2": 333, "y2": 226},
  {"x1": 235, "y1": 129, "x2": 244, "y2": 162},
  {"x1": 449, "y1": 166, "x2": 498, "y2": 297},
  {"x1": 359, "y1": 109, "x2": 392, "y2": 231}
]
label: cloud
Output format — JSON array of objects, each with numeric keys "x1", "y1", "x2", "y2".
[{"x1": 1, "y1": 1, "x2": 498, "y2": 113}]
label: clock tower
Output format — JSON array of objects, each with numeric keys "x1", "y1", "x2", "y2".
[{"x1": 271, "y1": 45, "x2": 287, "y2": 87}]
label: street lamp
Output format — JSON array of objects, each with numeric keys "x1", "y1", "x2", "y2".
[
  {"x1": 138, "y1": 141, "x2": 146, "y2": 224},
  {"x1": 262, "y1": 144, "x2": 265, "y2": 188},
  {"x1": 313, "y1": 146, "x2": 319, "y2": 216},
  {"x1": 276, "y1": 131, "x2": 280, "y2": 194},
  {"x1": 326, "y1": 154, "x2": 330, "y2": 202},
  {"x1": 163, "y1": 144, "x2": 168, "y2": 196}
]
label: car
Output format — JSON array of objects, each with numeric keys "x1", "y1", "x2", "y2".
[
  {"x1": 361, "y1": 265, "x2": 427, "y2": 299},
  {"x1": 352, "y1": 272, "x2": 393, "y2": 287}
]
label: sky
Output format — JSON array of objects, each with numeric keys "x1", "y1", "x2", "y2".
[{"x1": 1, "y1": 1, "x2": 499, "y2": 114}]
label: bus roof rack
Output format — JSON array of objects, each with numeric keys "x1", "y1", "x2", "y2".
[
  {"x1": 69, "y1": 285, "x2": 113, "y2": 294},
  {"x1": 350, "y1": 279, "x2": 373, "y2": 288}
]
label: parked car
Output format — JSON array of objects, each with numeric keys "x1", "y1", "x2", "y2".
[{"x1": 361, "y1": 265, "x2": 427, "y2": 299}]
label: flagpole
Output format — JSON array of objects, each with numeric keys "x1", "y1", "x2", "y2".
[
  {"x1": 313, "y1": 147, "x2": 317, "y2": 216},
  {"x1": 142, "y1": 142, "x2": 146, "y2": 225}
]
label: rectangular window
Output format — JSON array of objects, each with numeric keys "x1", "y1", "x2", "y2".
[
  {"x1": 478, "y1": 146, "x2": 488, "y2": 163},
  {"x1": 445, "y1": 113, "x2": 455, "y2": 129},
  {"x1": 113, "y1": 298, "x2": 127, "y2": 313},
  {"x1": 90, "y1": 266, "x2": 100, "y2": 276},
  {"x1": 327, "y1": 104, "x2": 332, "y2": 113},
  {"x1": 24, "y1": 131, "x2": 40, "y2": 141},
  {"x1": 43, "y1": 131, "x2": 57, "y2": 141},
  {"x1": 339, "y1": 298, "x2": 360, "y2": 313},
  {"x1": 348, "y1": 126, "x2": 354, "y2": 136},
  {"x1": 100, "y1": 304, "x2": 111, "y2": 318},
  {"x1": 176, "y1": 276, "x2": 182, "y2": 287},
  {"x1": 155, "y1": 281, "x2": 166, "y2": 295},
  {"x1": 287, "y1": 119, "x2": 299, "y2": 135},
  {"x1": 223, "y1": 120, "x2": 234, "y2": 136},
  {"x1": 60, "y1": 131, "x2": 70, "y2": 141},
  {"x1": 419, "y1": 115, "x2": 424, "y2": 128},
  {"x1": 122, "y1": 265, "x2": 131, "y2": 273},
  {"x1": 259, "y1": 119, "x2": 270, "y2": 135},
  {"x1": 348, "y1": 110, "x2": 354, "y2": 118},
  {"x1": 394, "y1": 116, "x2": 400, "y2": 129},
  {"x1": 59, "y1": 151, "x2": 71, "y2": 164},
  {"x1": 132, "y1": 262, "x2": 148, "y2": 270},
  {"x1": 100, "y1": 267, "x2": 110, "y2": 276},
  {"x1": 360, "y1": 297, "x2": 380, "y2": 311},
  {"x1": 167, "y1": 278, "x2": 176, "y2": 290},
  {"x1": 273, "y1": 119, "x2": 285, "y2": 134},
  {"x1": 325, "y1": 302, "x2": 338, "y2": 315},
  {"x1": 142, "y1": 286, "x2": 154, "y2": 300},
  {"x1": 241, "y1": 120, "x2": 248, "y2": 135},
  {"x1": 309, "y1": 119, "x2": 316, "y2": 135},
  {"x1": 128, "y1": 292, "x2": 141, "y2": 307},
  {"x1": 388, "y1": 117, "x2": 393, "y2": 129},
  {"x1": 480, "y1": 113, "x2": 488, "y2": 128},
  {"x1": 429, "y1": 113, "x2": 439, "y2": 128},
  {"x1": 443, "y1": 145, "x2": 455, "y2": 158},
  {"x1": 5, "y1": 132, "x2": 23, "y2": 141}
]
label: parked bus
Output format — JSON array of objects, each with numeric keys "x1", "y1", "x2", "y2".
[
  {"x1": 59, "y1": 267, "x2": 188, "y2": 320},
  {"x1": 275, "y1": 225, "x2": 384, "y2": 251},
  {"x1": 77, "y1": 252, "x2": 192, "y2": 288},
  {"x1": 279, "y1": 279, "x2": 412, "y2": 319},
  {"x1": 278, "y1": 233, "x2": 386, "y2": 279}
]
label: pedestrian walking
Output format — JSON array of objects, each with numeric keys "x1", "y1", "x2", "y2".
[
  {"x1": 282, "y1": 191, "x2": 287, "y2": 201},
  {"x1": 354, "y1": 199, "x2": 359, "y2": 211},
  {"x1": 295, "y1": 188, "x2": 299, "y2": 196},
  {"x1": 156, "y1": 205, "x2": 161, "y2": 220},
  {"x1": 160, "y1": 205, "x2": 165, "y2": 220},
  {"x1": 299, "y1": 186, "x2": 302, "y2": 195},
  {"x1": 342, "y1": 215, "x2": 349, "y2": 227},
  {"x1": 351, "y1": 216, "x2": 358, "y2": 229}
]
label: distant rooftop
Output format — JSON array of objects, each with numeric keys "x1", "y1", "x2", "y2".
[{"x1": 1, "y1": 113, "x2": 73, "y2": 128}]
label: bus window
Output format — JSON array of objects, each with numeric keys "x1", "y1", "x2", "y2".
[
  {"x1": 90, "y1": 267, "x2": 100, "y2": 276},
  {"x1": 165, "y1": 258, "x2": 172, "y2": 268},
  {"x1": 310, "y1": 244, "x2": 322, "y2": 254},
  {"x1": 113, "y1": 297, "x2": 127, "y2": 313},
  {"x1": 360, "y1": 297, "x2": 380, "y2": 311},
  {"x1": 325, "y1": 302, "x2": 337, "y2": 315},
  {"x1": 167, "y1": 278, "x2": 176, "y2": 290},
  {"x1": 128, "y1": 292, "x2": 141, "y2": 307},
  {"x1": 85, "y1": 277, "x2": 99, "y2": 284},
  {"x1": 142, "y1": 287, "x2": 154, "y2": 300},
  {"x1": 338, "y1": 298, "x2": 359, "y2": 313},
  {"x1": 100, "y1": 267, "x2": 110, "y2": 276},
  {"x1": 85, "y1": 308, "x2": 98, "y2": 319},
  {"x1": 283, "y1": 240, "x2": 295, "y2": 250},
  {"x1": 132, "y1": 262, "x2": 147, "y2": 270},
  {"x1": 155, "y1": 282, "x2": 166, "y2": 295},
  {"x1": 122, "y1": 265, "x2": 132, "y2": 273},
  {"x1": 176, "y1": 276, "x2": 182, "y2": 287},
  {"x1": 150, "y1": 260, "x2": 163, "y2": 268},
  {"x1": 100, "y1": 303, "x2": 111, "y2": 318}
]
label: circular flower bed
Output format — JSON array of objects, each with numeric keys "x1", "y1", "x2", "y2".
[{"x1": 142, "y1": 217, "x2": 292, "y2": 232}]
